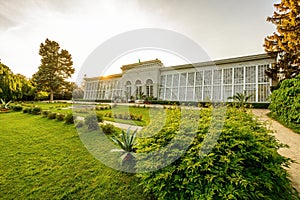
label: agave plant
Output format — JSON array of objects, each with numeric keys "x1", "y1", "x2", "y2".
[
  {"x1": 0, "y1": 98, "x2": 11, "y2": 110},
  {"x1": 228, "y1": 91, "x2": 254, "y2": 109},
  {"x1": 110, "y1": 128, "x2": 137, "y2": 167}
]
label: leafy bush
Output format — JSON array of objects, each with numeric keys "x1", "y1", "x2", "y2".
[
  {"x1": 85, "y1": 115, "x2": 99, "y2": 130},
  {"x1": 75, "y1": 120, "x2": 84, "y2": 128},
  {"x1": 27, "y1": 107, "x2": 33, "y2": 114},
  {"x1": 41, "y1": 110, "x2": 50, "y2": 117},
  {"x1": 100, "y1": 123, "x2": 116, "y2": 135},
  {"x1": 12, "y1": 105, "x2": 23, "y2": 112},
  {"x1": 32, "y1": 107, "x2": 42, "y2": 115},
  {"x1": 22, "y1": 108, "x2": 29, "y2": 113},
  {"x1": 47, "y1": 112, "x2": 57, "y2": 119},
  {"x1": 105, "y1": 112, "x2": 112, "y2": 118},
  {"x1": 269, "y1": 74, "x2": 300, "y2": 124},
  {"x1": 97, "y1": 113, "x2": 103, "y2": 123},
  {"x1": 56, "y1": 113, "x2": 65, "y2": 121},
  {"x1": 64, "y1": 113, "x2": 74, "y2": 124},
  {"x1": 136, "y1": 107, "x2": 299, "y2": 199}
]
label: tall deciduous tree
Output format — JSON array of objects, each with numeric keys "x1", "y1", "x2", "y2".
[
  {"x1": 264, "y1": 0, "x2": 300, "y2": 86},
  {"x1": 0, "y1": 61, "x2": 22, "y2": 101},
  {"x1": 33, "y1": 39, "x2": 74, "y2": 101}
]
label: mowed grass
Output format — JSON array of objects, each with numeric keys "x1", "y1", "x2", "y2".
[
  {"x1": 0, "y1": 112, "x2": 151, "y2": 199},
  {"x1": 97, "y1": 105, "x2": 151, "y2": 126},
  {"x1": 17, "y1": 102, "x2": 151, "y2": 126}
]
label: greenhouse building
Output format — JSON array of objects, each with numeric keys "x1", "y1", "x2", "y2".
[{"x1": 83, "y1": 53, "x2": 274, "y2": 103}]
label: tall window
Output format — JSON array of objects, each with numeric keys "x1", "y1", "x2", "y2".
[
  {"x1": 203, "y1": 70, "x2": 212, "y2": 100},
  {"x1": 146, "y1": 79, "x2": 154, "y2": 97},
  {"x1": 258, "y1": 65, "x2": 270, "y2": 102},
  {"x1": 125, "y1": 81, "x2": 131, "y2": 99},
  {"x1": 195, "y1": 71, "x2": 203, "y2": 101},
  {"x1": 223, "y1": 68, "x2": 232, "y2": 100},
  {"x1": 135, "y1": 80, "x2": 142, "y2": 99}
]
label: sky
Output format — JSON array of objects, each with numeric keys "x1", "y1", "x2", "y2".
[{"x1": 0, "y1": 0, "x2": 279, "y2": 83}]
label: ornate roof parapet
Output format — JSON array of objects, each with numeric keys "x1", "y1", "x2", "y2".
[{"x1": 121, "y1": 59, "x2": 163, "y2": 72}]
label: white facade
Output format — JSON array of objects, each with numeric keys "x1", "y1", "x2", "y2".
[{"x1": 83, "y1": 54, "x2": 274, "y2": 103}]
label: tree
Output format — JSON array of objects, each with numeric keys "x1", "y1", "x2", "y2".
[
  {"x1": 15, "y1": 74, "x2": 35, "y2": 101},
  {"x1": 0, "y1": 61, "x2": 23, "y2": 101},
  {"x1": 33, "y1": 39, "x2": 74, "y2": 101},
  {"x1": 264, "y1": 0, "x2": 300, "y2": 86}
]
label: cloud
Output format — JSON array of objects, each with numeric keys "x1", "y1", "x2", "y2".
[{"x1": 0, "y1": 0, "x2": 277, "y2": 80}]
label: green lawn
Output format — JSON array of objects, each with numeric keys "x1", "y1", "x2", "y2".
[
  {"x1": 15, "y1": 102, "x2": 151, "y2": 126},
  {"x1": 0, "y1": 112, "x2": 151, "y2": 199},
  {"x1": 96, "y1": 105, "x2": 151, "y2": 126}
]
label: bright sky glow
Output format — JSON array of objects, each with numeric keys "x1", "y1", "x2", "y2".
[{"x1": 0, "y1": 0, "x2": 279, "y2": 83}]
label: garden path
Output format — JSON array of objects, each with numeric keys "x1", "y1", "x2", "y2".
[
  {"x1": 252, "y1": 109, "x2": 300, "y2": 193},
  {"x1": 102, "y1": 120, "x2": 143, "y2": 132}
]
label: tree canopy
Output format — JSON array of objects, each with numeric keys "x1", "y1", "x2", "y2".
[
  {"x1": 33, "y1": 39, "x2": 74, "y2": 101},
  {"x1": 0, "y1": 62, "x2": 22, "y2": 101},
  {"x1": 264, "y1": 0, "x2": 300, "y2": 85}
]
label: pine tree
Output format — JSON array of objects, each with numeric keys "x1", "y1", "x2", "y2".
[
  {"x1": 264, "y1": 0, "x2": 300, "y2": 85},
  {"x1": 33, "y1": 39, "x2": 74, "y2": 101}
]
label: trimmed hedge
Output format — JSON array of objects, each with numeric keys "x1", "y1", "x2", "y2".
[
  {"x1": 12, "y1": 105, "x2": 23, "y2": 111},
  {"x1": 100, "y1": 123, "x2": 116, "y2": 135},
  {"x1": 269, "y1": 74, "x2": 300, "y2": 124},
  {"x1": 64, "y1": 113, "x2": 74, "y2": 124},
  {"x1": 56, "y1": 113, "x2": 65, "y2": 121}
]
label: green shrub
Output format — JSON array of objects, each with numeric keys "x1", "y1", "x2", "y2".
[
  {"x1": 97, "y1": 113, "x2": 103, "y2": 123},
  {"x1": 136, "y1": 107, "x2": 299, "y2": 199},
  {"x1": 118, "y1": 113, "x2": 123, "y2": 119},
  {"x1": 47, "y1": 112, "x2": 56, "y2": 119},
  {"x1": 27, "y1": 107, "x2": 33, "y2": 114},
  {"x1": 56, "y1": 113, "x2": 65, "y2": 121},
  {"x1": 100, "y1": 123, "x2": 116, "y2": 135},
  {"x1": 105, "y1": 112, "x2": 112, "y2": 118},
  {"x1": 85, "y1": 115, "x2": 99, "y2": 130},
  {"x1": 41, "y1": 110, "x2": 50, "y2": 117},
  {"x1": 22, "y1": 108, "x2": 29, "y2": 113},
  {"x1": 136, "y1": 114, "x2": 142, "y2": 121},
  {"x1": 64, "y1": 113, "x2": 74, "y2": 124},
  {"x1": 269, "y1": 74, "x2": 300, "y2": 124},
  {"x1": 75, "y1": 120, "x2": 84, "y2": 128},
  {"x1": 32, "y1": 107, "x2": 42, "y2": 115},
  {"x1": 12, "y1": 105, "x2": 23, "y2": 112}
]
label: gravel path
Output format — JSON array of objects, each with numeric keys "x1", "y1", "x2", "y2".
[
  {"x1": 252, "y1": 109, "x2": 300, "y2": 193},
  {"x1": 102, "y1": 120, "x2": 143, "y2": 132}
]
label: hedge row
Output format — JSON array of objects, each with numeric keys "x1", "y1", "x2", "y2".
[
  {"x1": 269, "y1": 74, "x2": 300, "y2": 124},
  {"x1": 23, "y1": 107, "x2": 74, "y2": 124},
  {"x1": 104, "y1": 112, "x2": 142, "y2": 121}
]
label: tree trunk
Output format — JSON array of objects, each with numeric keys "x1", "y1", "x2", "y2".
[{"x1": 50, "y1": 90, "x2": 54, "y2": 102}]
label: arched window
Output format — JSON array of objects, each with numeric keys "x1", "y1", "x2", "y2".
[
  {"x1": 125, "y1": 81, "x2": 132, "y2": 99},
  {"x1": 146, "y1": 79, "x2": 154, "y2": 97},
  {"x1": 135, "y1": 80, "x2": 142, "y2": 99},
  {"x1": 135, "y1": 80, "x2": 142, "y2": 85}
]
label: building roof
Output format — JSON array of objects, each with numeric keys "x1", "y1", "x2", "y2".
[
  {"x1": 84, "y1": 73, "x2": 122, "y2": 81},
  {"x1": 162, "y1": 53, "x2": 274, "y2": 71},
  {"x1": 121, "y1": 58, "x2": 163, "y2": 71}
]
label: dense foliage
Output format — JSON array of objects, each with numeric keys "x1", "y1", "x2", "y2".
[
  {"x1": 269, "y1": 74, "x2": 300, "y2": 124},
  {"x1": 136, "y1": 107, "x2": 298, "y2": 199},
  {"x1": 0, "y1": 62, "x2": 34, "y2": 101},
  {"x1": 264, "y1": 0, "x2": 300, "y2": 83},
  {"x1": 33, "y1": 38, "x2": 74, "y2": 101}
]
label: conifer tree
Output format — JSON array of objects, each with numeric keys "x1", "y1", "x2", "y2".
[
  {"x1": 264, "y1": 0, "x2": 300, "y2": 85},
  {"x1": 33, "y1": 39, "x2": 74, "y2": 101}
]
